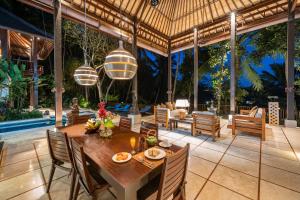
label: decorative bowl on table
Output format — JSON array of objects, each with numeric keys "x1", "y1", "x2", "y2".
[
  {"x1": 85, "y1": 119, "x2": 100, "y2": 134},
  {"x1": 146, "y1": 136, "x2": 158, "y2": 147}
]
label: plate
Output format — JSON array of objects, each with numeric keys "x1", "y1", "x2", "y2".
[
  {"x1": 112, "y1": 152, "x2": 132, "y2": 163},
  {"x1": 159, "y1": 142, "x2": 172, "y2": 148},
  {"x1": 144, "y1": 148, "x2": 166, "y2": 160}
]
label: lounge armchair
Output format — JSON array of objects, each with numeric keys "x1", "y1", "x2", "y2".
[
  {"x1": 231, "y1": 108, "x2": 266, "y2": 140},
  {"x1": 115, "y1": 104, "x2": 131, "y2": 112},
  {"x1": 140, "y1": 105, "x2": 152, "y2": 115},
  {"x1": 106, "y1": 103, "x2": 121, "y2": 110},
  {"x1": 192, "y1": 111, "x2": 220, "y2": 141},
  {"x1": 154, "y1": 106, "x2": 170, "y2": 128}
]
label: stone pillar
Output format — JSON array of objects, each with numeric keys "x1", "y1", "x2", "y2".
[
  {"x1": 194, "y1": 28, "x2": 198, "y2": 111},
  {"x1": 230, "y1": 12, "x2": 236, "y2": 114},
  {"x1": 54, "y1": 0, "x2": 63, "y2": 126},
  {"x1": 30, "y1": 37, "x2": 39, "y2": 109},
  {"x1": 167, "y1": 40, "x2": 172, "y2": 102},
  {"x1": 285, "y1": 0, "x2": 297, "y2": 127}
]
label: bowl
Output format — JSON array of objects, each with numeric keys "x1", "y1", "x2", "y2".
[{"x1": 146, "y1": 136, "x2": 158, "y2": 146}]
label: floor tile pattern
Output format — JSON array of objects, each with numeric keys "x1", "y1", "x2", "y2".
[{"x1": 0, "y1": 117, "x2": 300, "y2": 200}]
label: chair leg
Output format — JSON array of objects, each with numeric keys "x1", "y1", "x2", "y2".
[
  {"x1": 72, "y1": 175, "x2": 80, "y2": 200},
  {"x1": 90, "y1": 193, "x2": 97, "y2": 200},
  {"x1": 46, "y1": 163, "x2": 56, "y2": 193},
  {"x1": 212, "y1": 134, "x2": 216, "y2": 142},
  {"x1": 69, "y1": 169, "x2": 76, "y2": 200}
]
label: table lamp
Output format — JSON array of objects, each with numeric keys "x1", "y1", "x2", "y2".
[{"x1": 175, "y1": 99, "x2": 190, "y2": 119}]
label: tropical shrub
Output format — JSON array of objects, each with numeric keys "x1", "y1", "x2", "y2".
[{"x1": 1, "y1": 109, "x2": 43, "y2": 121}]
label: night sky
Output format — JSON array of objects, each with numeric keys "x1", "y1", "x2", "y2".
[{"x1": 145, "y1": 42, "x2": 285, "y2": 88}]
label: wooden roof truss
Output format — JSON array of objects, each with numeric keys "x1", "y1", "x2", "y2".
[{"x1": 18, "y1": 0, "x2": 300, "y2": 56}]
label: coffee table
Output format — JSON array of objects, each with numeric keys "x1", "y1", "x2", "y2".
[{"x1": 169, "y1": 117, "x2": 194, "y2": 134}]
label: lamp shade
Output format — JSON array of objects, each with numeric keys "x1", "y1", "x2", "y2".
[
  {"x1": 73, "y1": 65, "x2": 98, "y2": 86},
  {"x1": 175, "y1": 99, "x2": 190, "y2": 108},
  {"x1": 104, "y1": 40, "x2": 137, "y2": 80}
]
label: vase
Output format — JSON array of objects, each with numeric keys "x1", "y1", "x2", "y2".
[{"x1": 99, "y1": 127, "x2": 113, "y2": 138}]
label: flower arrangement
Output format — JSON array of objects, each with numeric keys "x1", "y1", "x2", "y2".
[
  {"x1": 98, "y1": 102, "x2": 114, "y2": 129},
  {"x1": 97, "y1": 102, "x2": 115, "y2": 137},
  {"x1": 85, "y1": 102, "x2": 115, "y2": 137}
]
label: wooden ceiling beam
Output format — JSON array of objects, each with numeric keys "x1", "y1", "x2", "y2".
[{"x1": 171, "y1": 0, "x2": 285, "y2": 40}]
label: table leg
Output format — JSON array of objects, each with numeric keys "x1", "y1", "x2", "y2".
[{"x1": 116, "y1": 187, "x2": 137, "y2": 200}]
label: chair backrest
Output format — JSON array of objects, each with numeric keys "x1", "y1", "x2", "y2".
[
  {"x1": 119, "y1": 116, "x2": 132, "y2": 130},
  {"x1": 46, "y1": 130, "x2": 72, "y2": 163},
  {"x1": 72, "y1": 115, "x2": 91, "y2": 125},
  {"x1": 154, "y1": 107, "x2": 170, "y2": 124},
  {"x1": 157, "y1": 144, "x2": 189, "y2": 200},
  {"x1": 192, "y1": 112, "x2": 219, "y2": 130},
  {"x1": 70, "y1": 139, "x2": 94, "y2": 193},
  {"x1": 140, "y1": 121, "x2": 158, "y2": 138}
]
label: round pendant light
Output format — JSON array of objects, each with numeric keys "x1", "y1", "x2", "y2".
[
  {"x1": 104, "y1": 40, "x2": 138, "y2": 80},
  {"x1": 74, "y1": 64, "x2": 98, "y2": 86},
  {"x1": 73, "y1": 0, "x2": 98, "y2": 86}
]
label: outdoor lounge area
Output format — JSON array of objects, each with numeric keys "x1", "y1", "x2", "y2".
[{"x1": 1, "y1": 0, "x2": 300, "y2": 200}]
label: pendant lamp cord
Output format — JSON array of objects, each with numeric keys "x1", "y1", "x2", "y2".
[
  {"x1": 84, "y1": 0, "x2": 88, "y2": 65},
  {"x1": 119, "y1": 1, "x2": 123, "y2": 42}
]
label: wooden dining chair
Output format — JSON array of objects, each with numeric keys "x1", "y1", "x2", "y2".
[
  {"x1": 46, "y1": 130, "x2": 75, "y2": 200},
  {"x1": 70, "y1": 139, "x2": 109, "y2": 200},
  {"x1": 137, "y1": 144, "x2": 190, "y2": 200},
  {"x1": 140, "y1": 121, "x2": 158, "y2": 139},
  {"x1": 119, "y1": 116, "x2": 132, "y2": 131}
]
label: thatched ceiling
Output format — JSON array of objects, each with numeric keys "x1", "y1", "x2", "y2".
[
  {"x1": 0, "y1": 7, "x2": 53, "y2": 60},
  {"x1": 18, "y1": 0, "x2": 300, "y2": 56}
]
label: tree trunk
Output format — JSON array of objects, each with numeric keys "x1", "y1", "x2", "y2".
[
  {"x1": 217, "y1": 93, "x2": 221, "y2": 114},
  {"x1": 105, "y1": 80, "x2": 115, "y2": 103},
  {"x1": 172, "y1": 52, "x2": 181, "y2": 102},
  {"x1": 85, "y1": 86, "x2": 89, "y2": 101},
  {"x1": 126, "y1": 80, "x2": 132, "y2": 103},
  {"x1": 96, "y1": 80, "x2": 103, "y2": 102}
]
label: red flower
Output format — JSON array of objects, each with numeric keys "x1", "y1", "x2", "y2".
[{"x1": 98, "y1": 102, "x2": 107, "y2": 119}]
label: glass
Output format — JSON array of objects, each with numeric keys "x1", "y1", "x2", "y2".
[{"x1": 130, "y1": 137, "x2": 136, "y2": 155}]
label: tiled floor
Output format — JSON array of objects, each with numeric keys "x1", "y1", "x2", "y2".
[{"x1": 0, "y1": 116, "x2": 300, "y2": 200}]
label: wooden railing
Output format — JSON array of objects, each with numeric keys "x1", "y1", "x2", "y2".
[{"x1": 197, "y1": 104, "x2": 300, "y2": 125}]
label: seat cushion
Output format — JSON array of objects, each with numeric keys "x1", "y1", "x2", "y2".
[
  {"x1": 249, "y1": 108, "x2": 258, "y2": 117},
  {"x1": 255, "y1": 108, "x2": 263, "y2": 118},
  {"x1": 137, "y1": 175, "x2": 160, "y2": 200},
  {"x1": 192, "y1": 111, "x2": 214, "y2": 115}
]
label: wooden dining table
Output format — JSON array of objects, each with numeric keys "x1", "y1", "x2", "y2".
[{"x1": 58, "y1": 124, "x2": 182, "y2": 200}]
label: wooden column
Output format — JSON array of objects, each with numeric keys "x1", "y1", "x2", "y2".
[
  {"x1": 194, "y1": 28, "x2": 198, "y2": 111},
  {"x1": 0, "y1": 29, "x2": 9, "y2": 59},
  {"x1": 286, "y1": 0, "x2": 295, "y2": 121},
  {"x1": 167, "y1": 40, "x2": 172, "y2": 102},
  {"x1": 230, "y1": 12, "x2": 236, "y2": 114},
  {"x1": 54, "y1": 0, "x2": 63, "y2": 126},
  {"x1": 131, "y1": 20, "x2": 139, "y2": 114},
  {"x1": 30, "y1": 37, "x2": 39, "y2": 108}
]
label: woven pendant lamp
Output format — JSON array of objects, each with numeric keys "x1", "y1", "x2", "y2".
[
  {"x1": 74, "y1": 62, "x2": 98, "y2": 86},
  {"x1": 104, "y1": 40, "x2": 137, "y2": 80},
  {"x1": 73, "y1": 0, "x2": 98, "y2": 86}
]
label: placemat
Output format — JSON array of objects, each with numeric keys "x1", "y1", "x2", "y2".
[{"x1": 133, "y1": 146, "x2": 174, "y2": 169}]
